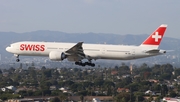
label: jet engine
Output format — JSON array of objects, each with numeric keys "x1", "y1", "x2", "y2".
[{"x1": 49, "y1": 51, "x2": 67, "y2": 61}]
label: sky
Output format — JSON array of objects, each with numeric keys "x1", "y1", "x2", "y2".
[{"x1": 0, "y1": 0, "x2": 180, "y2": 38}]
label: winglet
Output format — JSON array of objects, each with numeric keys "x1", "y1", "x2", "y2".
[{"x1": 140, "y1": 24, "x2": 167, "y2": 48}]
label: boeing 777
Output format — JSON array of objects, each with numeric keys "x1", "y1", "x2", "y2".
[{"x1": 6, "y1": 24, "x2": 167, "y2": 67}]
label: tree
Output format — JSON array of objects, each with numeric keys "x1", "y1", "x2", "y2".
[
  {"x1": 0, "y1": 93, "x2": 20, "y2": 101},
  {"x1": 114, "y1": 92, "x2": 131, "y2": 102},
  {"x1": 9, "y1": 67, "x2": 15, "y2": 73},
  {"x1": 143, "y1": 72, "x2": 151, "y2": 79},
  {"x1": 169, "y1": 91, "x2": 177, "y2": 97},
  {"x1": 29, "y1": 68, "x2": 37, "y2": 79},
  {"x1": 41, "y1": 66, "x2": 46, "y2": 70},
  {"x1": 134, "y1": 92, "x2": 144, "y2": 102},
  {"x1": 51, "y1": 97, "x2": 60, "y2": 102},
  {"x1": 119, "y1": 65, "x2": 130, "y2": 75},
  {"x1": 64, "y1": 80, "x2": 74, "y2": 87},
  {"x1": 103, "y1": 80, "x2": 115, "y2": 87},
  {"x1": 77, "y1": 90, "x2": 88, "y2": 96},
  {"x1": 94, "y1": 79, "x2": 104, "y2": 87},
  {"x1": 160, "y1": 73, "x2": 171, "y2": 80},
  {"x1": 126, "y1": 82, "x2": 139, "y2": 92},
  {"x1": 148, "y1": 95, "x2": 154, "y2": 102},
  {"x1": 82, "y1": 81, "x2": 93, "y2": 88},
  {"x1": 160, "y1": 64, "x2": 174, "y2": 74},
  {"x1": 0, "y1": 69, "x2": 2, "y2": 74},
  {"x1": 43, "y1": 69, "x2": 52, "y2": 78},
  {"x1": 59, "y1": 93, "x2": 68, "y2": 101},
  {"x1": 80, "y1": 95, "x2": 84, "y2": 102},
  {"x1": 161, "y1": 84, "x2": 168, "y2": 96},
  {"x1": 174, "y1": 68, "x2": 180, "y2": 76},
  {"x1": 152, "y1": 84, "x2": 161, "y2": 92},
  {"x1": 19, "y1": 63, "x2": 23, "y2": 69}
]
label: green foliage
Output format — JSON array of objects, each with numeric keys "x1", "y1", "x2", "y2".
[
  {"x1": 160, "y1": 64, "x2": 174, "y2": 74},
  {"x1": 42, "y1": 89, "x2": 51, "y2": 96},
  {"x1": 51, "y1": 90, "x2": 61, "y2": 96},
  {"x1": 161, "y1": 84, "x2": 168, "y2": 97},
  {"x1": 0, "y1": 69, "x2": 2, "y2": 74},
  {"x1": 118, "y1": 65, "x2": 130, "y2": 75},
  {"x1": 103, "y1": 80, "x2": 115, "y2": 87},
  {"x1": 77, "y1": 90, "x2": 88, "y2": 96},
  {"x1": 169, "y1": 91, "x2": 177, "y2": 97},
  {"x1": 118, "y1": 77, "x2": 132, "y2": 87},
  {"x1": 70, "y1": 83, "x2": 82, "y2": 92},
  {"x1": 18, "y1": 90, "x2": 27, "y2": 97},
  {"x1": 43, "y1": 69, "x2": 52, "y2": 78},
  {"x1": 126, "y1": 82, "x2": 139, "y2": 92},
  {"x1": 64, "y1": 80, "x2": 74, "y2": 86},
  {"x1": 59, "y1": 93, "x2": 68, "y2": 101},
  {"x1": 152, "y1": 84, "x2": 161, "y2": 92},
  {"x1": 82, "y1": 81, "x2": 93, "y2": 87},
  {"x1": 148, "y1": 95, "x2": 154, "y2": 101},
  {"x1": 140, "y1": 81, "x2": 151, "y2": 86},
  {"x1": 33, "y1": 90, "x2": 43, "y2": 96},
  {"x1": 50, "y1": 97, "x2": 60, "y2": 102},
  {"x1": 80, "y1": 95, "x2": 84, "y2": 101},
  {"x1": 114, "y1": 92, "x2": 132, "y2": 102},
  {"x1": 94, "y1": 78, "x2": 104, "y2": 86},
  {"x1": 0, "y1": 93, "x2": 20, "y2": 101},
  {"x1": 174, "y1": 68, "x2": 180, "y2": 76},
  {"x1": 160, "y1": 73, "x2": 171, "y2": 80},
  {"x1": 0, "y1": 63, "x2": 178, "y2": 100}
]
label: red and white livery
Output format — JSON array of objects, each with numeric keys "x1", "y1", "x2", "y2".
[{"x1": 6, "y1": 24, "x2": 167, "y2": 67}]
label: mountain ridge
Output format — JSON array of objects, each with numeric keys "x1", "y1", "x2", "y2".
[{"x1": 1, "y1": 30, "x2": 180, "y2": 60}]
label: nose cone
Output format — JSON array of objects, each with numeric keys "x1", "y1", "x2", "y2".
[{"x1": 6, "y1": 47, "x2": 11, "y2": 52}]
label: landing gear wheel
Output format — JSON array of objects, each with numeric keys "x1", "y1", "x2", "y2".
[
  {"x1": 91, "y1": 63, "x2": 95, "y2": 67},
  {"x1": 16, "y1": 59, "x2": 20, "y2": 62},
  {"x1": 15, "y1": 54, "x2": 20, "y2": 62},
  {"x1": 75, "y1": 61, "x2": 95, "y2": 67}
]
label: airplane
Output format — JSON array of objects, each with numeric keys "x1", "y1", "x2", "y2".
[{"x1": 6, "y1": 24, "x2": 167, "y2": 67}]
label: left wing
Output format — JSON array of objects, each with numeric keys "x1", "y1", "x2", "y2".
[{"x1": 65, "y1": 42, "x2": 86, "y2": 61}]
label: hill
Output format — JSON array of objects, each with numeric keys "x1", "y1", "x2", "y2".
[{"x1": 1, "y1": 31, "x2": 180, "y2": 66}]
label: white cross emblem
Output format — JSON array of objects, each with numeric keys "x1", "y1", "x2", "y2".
[{"x1": 152, "y1": 32, "x2": 161, "y2": 42}]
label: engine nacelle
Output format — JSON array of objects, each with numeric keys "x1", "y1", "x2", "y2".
[{"x1": 49, "y1": 51, "x2": 66, "y2": 61}]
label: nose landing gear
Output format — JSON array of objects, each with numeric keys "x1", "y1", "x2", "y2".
[
  {"x1": 16, "y1": 59, "x2": 20, "y2": 62},
  {"x1": 14, "y1": 54, "x2": 20, "y2": 62}
]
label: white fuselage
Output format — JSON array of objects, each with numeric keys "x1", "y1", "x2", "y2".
[{"x1": 6, "y1": 41, "x2": 162, "y2": 61}]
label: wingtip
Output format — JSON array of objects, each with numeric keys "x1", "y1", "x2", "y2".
[{"x1": 160, "y1": 24, "x2": 168, "y2": 27}]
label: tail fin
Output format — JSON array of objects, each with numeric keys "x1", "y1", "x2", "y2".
[{"x1": 140, "y1": 24, "x2": 167, "y2": 48}]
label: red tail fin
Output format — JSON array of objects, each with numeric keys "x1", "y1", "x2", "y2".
[{"x1": 140, "y1": 24, "x2": 167, "y2": 48}]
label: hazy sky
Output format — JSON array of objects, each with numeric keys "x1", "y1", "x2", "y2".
[{"x1": 0, "y1": 0, "x2": 180, "y2": 38}]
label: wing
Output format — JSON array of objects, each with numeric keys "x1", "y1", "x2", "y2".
[{"x1": 65, "y1": 42, "x2": 86, "y2": 61}]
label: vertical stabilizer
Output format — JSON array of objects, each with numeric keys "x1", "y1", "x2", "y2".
[{"x1": 140, "y1": 24, "x2": 167, "y2": 48}]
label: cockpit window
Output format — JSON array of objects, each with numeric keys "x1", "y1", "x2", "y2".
[{"x1": 10, "y1": 44, "x2": 13, "y2": 47}]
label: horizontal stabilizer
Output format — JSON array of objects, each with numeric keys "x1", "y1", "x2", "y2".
[
  {"x1": 146, "y1": 49, "x2": 167, "y2": 54},
  {"x1": 145, "y1": 49, "x2": 160, "y2": 53}
]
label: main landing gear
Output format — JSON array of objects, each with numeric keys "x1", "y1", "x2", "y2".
[
  {"x1": 75, "y1": 61, "x2": 95, "y2": 67},
  {"x1": 15, "y1": 54, "x2": 20, "y2": 62}
]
